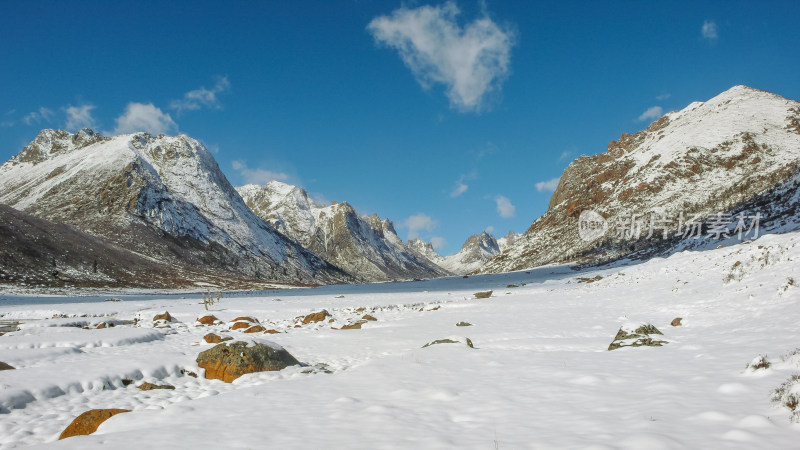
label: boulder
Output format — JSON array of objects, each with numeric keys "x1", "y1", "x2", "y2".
[
  {"x1": 670, "y1": 317, "x2": 683, "y2": 326},
  {"x1": 362, "y1": 314, "x2": 377, "y2": 321},
  {"x1": 455, "y1": 322, "x2": 472, "y2": 327},
  {"x1": 302, "y1": 310, "x2": 331, "y2": 324},
  {"x1": 137, "y1": 382, "x2": 175, "y2": 391},
  {"x1": 474, "y1": 290, "x2": 492, "y2": 299},
  {"x1": 231, "y1": 321, "x2": 251, "y2": 330},
  {"x1": 59, "y1": 409, "x2": 131, "y2": 439},
  {"x1": 153, "y1": 312, "x2": 172, "y2": 322},
  {"x1": 243, "y1": 325, "x2": 266, "y2": 333},
  {"x1": 196, "y1": 340, "x2": 300, "y2": 383},
  {"x1": 608, "y1": 323, "x2": 668, "y2": 351},
  {"x1": 197, "y1": 315, "x2": 221, "y2": 325},
  {"x1": 263, "y1": 329, "x2": 281, "y2": 334},
  {"x1": 341, "y1": 320, "x2": 366, "y2": 330},
  {"x1": 0, "y1": 362, "x2": 15, "y2": 370},
  {"x1": 203, "y1": 333, "x2": 232, "y2": 344}
]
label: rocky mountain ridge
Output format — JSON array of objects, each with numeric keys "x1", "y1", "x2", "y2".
[
  {"x1": 236, "y1": 181, "x2": 450, "y2": 282},
  {"x1": 483, "y1": 85, "x2": 800, "y2": 273},
  {"x1": 0, "y1": 130, "x2": 349, "y2": 288}
]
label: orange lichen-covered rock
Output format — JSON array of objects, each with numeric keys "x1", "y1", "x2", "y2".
[
  {"x1": 243, "y1": 325, "x2": 266, "y2": 333},
  {"x1": 203, "y1": 333, "x2": 232, "y2": 344},
  {"x1": 302, "y1": 310, "x2": 330, "y2": 324},
  {"x1": 59, "y1": 409, "x2": 131, "y2": 439},
  {"x1": 197, "y1": 315, "x2": 220, "y2": 325},
  {"x1": 196, "y1": 340, "x2": 300, "y2": 383}
]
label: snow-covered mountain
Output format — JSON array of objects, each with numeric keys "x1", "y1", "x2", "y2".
[
  {"x1": 407, "y1": 238, "x2": 445, "y2": 265},
  {"x1": 236, "y1": 181, "x2": 450, "y2": 281},
  {"x1": 497, "y1": 231, "x2": 521, "y2": 252},
  {"x1": 0, "y1": 129, "x2": 349, "y2": 287},
  {"x1": 439, "y1": 231, "x2": 500, "y2": 275},
  {"x1": 484, "y1": 85, "x2": 800, "y2": 273}
]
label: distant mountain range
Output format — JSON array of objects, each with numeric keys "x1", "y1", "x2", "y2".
[{"x1": 1, "y1": 85, "x2": 798, "y2": 289}]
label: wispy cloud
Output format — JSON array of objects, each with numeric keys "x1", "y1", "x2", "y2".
[
  {"x1": 637, "y1": 106, "x2": 664, "y2": 122},
  {"x1": 702, "y1": 20, "x2": 718, "y2": 40},
  {"x1": 430, "y1": 236, "x2": 446, "y2": 249},
  {"x1": 494, "y1": 195, "x2": 515, "y2": 218},
  {"x1": 65, "y1": 104, "x2": 97, "y2": 131},
  {"x1": 557, "y1": 150, "x2": 571, "y2": 162},
  {"x1": 535, "y1": 177, "x2": 560, "y2": 193},
  {"x1": 485, "y1": 225, "x2": 495, "y2": 233},
  {"x1": 451, "y1": 179, "x2": 469, "y2": 197},
  {"x1": 450, "y1": 172, "x2": 476, "y2": 197},
  {"x1": 402, "y1": 213, "x2": 437, "y2": 239},
  {"x1": 368, "y1": 1, "x2": 515, "y2": 112},
  {"x1": 232, "y1": 160, "x2": 289, "y2": 185},
  {"x1": 170, "y1": 76, "x2": 231, "y2": 112},
  {"x1": 112, "y1": 103, "x2": 176, "y2": 135},
  {"x1": 656, "y1": 93, "x2": 671, "y2": 101},
  {"x1": 23, "y1": 107, "x2": 54, "y2": 125}
]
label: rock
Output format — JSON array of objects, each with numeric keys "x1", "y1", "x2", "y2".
[
  {"x1": 244, "y1": 325, "x2": 266, "y2": 333},
  {"x1": 181, "y1": 369, "x2": 198, "y2": 378},
  {"x1": 506, "y1": 284, "x2": 518, "y2": 288},
  {"x1": 204, "y1": 333, "x2": 232, "y2": 344},
  {"x1": 263, "y1": 329, "x2": 281, "y2": 334},
  {"x1": 362, "y1": 314, "x2": 377, "y2": 321},
  {"x1": 334, "y1": 295, "x2": 345, "y2": 299},
  {"x1": 137, "y1": 382, "x2": 175, "y2": 391},
  {"x1": 456, "y1": 322, "x2": 472, "y2": 327},
  {"x1": 231, "y1": 321, "x2": 252, "y2": 330},
  {"x1": 59, "y1": 409, "x2": 131, "y2": 439},
  {"x1": 0, "y1": 361, "x2": 15, "y2": 370},
  {"x1": 153, "y1": 311, "x2": 172, "y2": 322},
  {"x1": 232, "y1": 316, "x2": 259, "y2": 323},
  {"x1": 121, "y1": 379, "x2": 134, "y2": 386},
  {"x1": 608, "y1": 323, "x2": 668, "y2": 351},
  {"x1": 196, "y1": 340, "x2": 300, "y2": 382},
  {"x1": 356, "y1": 307, "x2": 365, "y2": 312},
  {"x1": 95, "y1": 322, "x2": 107, "y2": 329},
  {"x1": 104, "y1": 298, "x2": 122, "y2": 302},
  {"x1": 474, "y1": 290, "x2": 492, "y2": 299},
  {"x1": 670, "y1": 317, "x2": 683, "y2": 326},
  {"x1": 302, "y1": 310, "x2": 330, "y2": 324},
  {"x1": 197, "y1": 315, "x2": 220, "y2": 325},
  {"x1": 430, "y1": 306, "x2": 440, "y2": 311},
  {"x1": 341, "y1": 320, "x2": 366, "y2": 330},
  {"x1": 422, "y1": 338, "x2": 474, "y2": 348}
]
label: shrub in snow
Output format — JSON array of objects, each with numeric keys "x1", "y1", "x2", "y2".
[
  {"x1": 746, "y1": 355, "x2": 771, "y2": 371},
  {"x1": 771, "y1": 375, "x2": 800, "y2": 423}
]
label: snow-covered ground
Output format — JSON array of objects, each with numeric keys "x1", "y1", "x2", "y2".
[{"x1": 1, "y1": 231, "x2": 799, "y2": 448}]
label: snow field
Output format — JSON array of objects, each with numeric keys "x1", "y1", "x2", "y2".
[{"x1": 0, "y1": 231, "x2": 798, "y2": 448}]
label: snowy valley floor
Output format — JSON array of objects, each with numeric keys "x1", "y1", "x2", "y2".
[{"x1": 1, "y1": 232, "x2": 799, "y2": 449}]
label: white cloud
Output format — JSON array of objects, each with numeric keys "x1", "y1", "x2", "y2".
[
  {"x1": 113, "y1": 103, "x2": 177, "y2": 135},
  {"x1": 23, "y1": 107, "x2": 54, "y2": 125},
  {"x1": 557, "y1": 150, "x2": 571, "y2": 162},
  {"x1": 702, "y1": 20, "x2": 718, "y2": 40},
  {"x1": 170, "y1": 76, "x2": 231, "y2": 112},
  {"x1": 637, "y1": 106, "x2": 664, "y2": 122},
  {"x1": 485, "y1": 225, "x2": 495, "y2": 233},
  {"x1": 656, "y1": 93, "x2": 671, "y2": 101},
  {"x1": 430, "y1": 236, "x2": 446, "y2": 249},
  {"x1": 494, "y1": 195, "x2": 515, "y2": 218},
  {"x1": 535, "y1": 177, "x2": 560, "y2": 193},
  {"x1": 368, "y1": 1, "x2": 515, "y2": 112},
  {"x1": 65, "y1": 104, "x2": 97, "y2": 131},
  {"x1": 232, "y1": 160, "x2": 289, "y2": 185},
  {"x1": 402, "y1": 213, "x2": 437, "y2": 239}
]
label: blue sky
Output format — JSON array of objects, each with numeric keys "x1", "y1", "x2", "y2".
[{"x1": 1, "y1": 1, "x2": 799, "y2": 255}]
